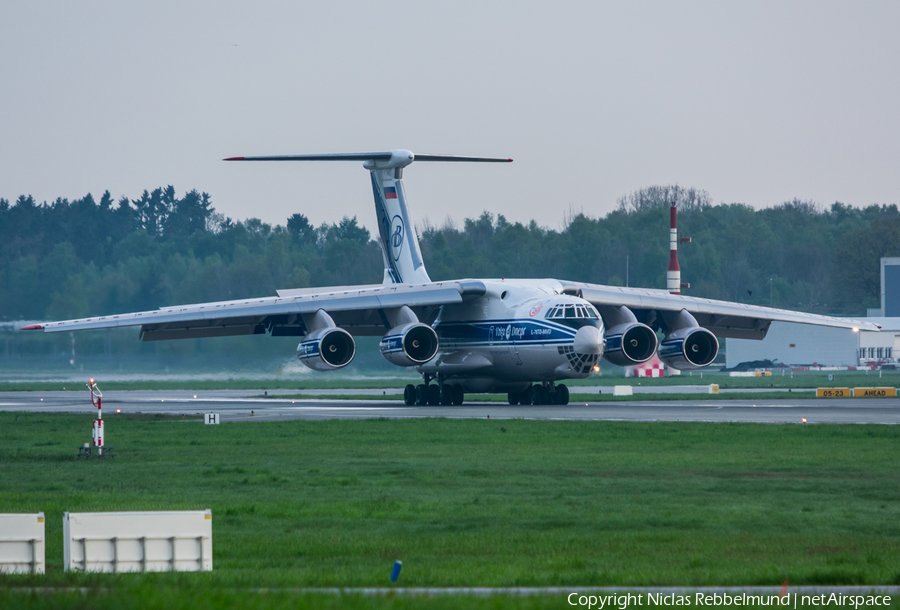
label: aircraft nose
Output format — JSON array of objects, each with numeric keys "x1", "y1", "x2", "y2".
[{"x1": 573, "y1": 325, "x2": 603, "y2": 354}]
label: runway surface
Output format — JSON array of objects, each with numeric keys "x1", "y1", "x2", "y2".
[{"x1": 1, "y1": 389, "x2": 898, "y2": 424}]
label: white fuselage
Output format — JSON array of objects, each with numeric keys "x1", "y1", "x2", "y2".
[{"x1": 420, "y1": 279, "x2": 605, "y2": 393}]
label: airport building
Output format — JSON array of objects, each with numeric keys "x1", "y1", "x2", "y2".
[
  {"x1": 726, "y1": 318, "x2": 899, "y2": 368},
  {"x1": 877, "y1": 257, "x2": 900, "y2": 317},
  {"x1": 726, "y1": 258, "x2": 900, "y2": 368}
]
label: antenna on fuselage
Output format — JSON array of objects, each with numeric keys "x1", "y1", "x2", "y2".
[{"x1": 224, "y1": 149, "x2": 512, "y2": 285}]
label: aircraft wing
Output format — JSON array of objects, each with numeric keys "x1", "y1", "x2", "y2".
[
  {"x1": 562, "y1": 282, "x2": 881, "y2": 339},
  {"x1": 23, "y1": 281, "x2": 487, "y2": 341}
]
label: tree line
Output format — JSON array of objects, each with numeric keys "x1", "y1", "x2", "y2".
[{"x1": 2, "y1": 184, "x2": 899, "y2": 328}]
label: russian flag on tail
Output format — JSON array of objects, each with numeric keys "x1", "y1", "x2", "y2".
[{"x1": 384, "y1": 186, "x2": 397, "y2": 199}]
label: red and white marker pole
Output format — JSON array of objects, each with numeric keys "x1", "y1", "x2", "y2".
[
  {"x1": 667, "y1": 203, "x2": 681, "y2": 294},
  {"x1": 88, "y1": 379, "x2": 104, "y2": 453},
  {"x1": 667, "y1": 202, "x2": 692, "y2": 294}
]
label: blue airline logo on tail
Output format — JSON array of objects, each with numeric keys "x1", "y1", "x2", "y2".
[{"x1": 390, "y1": 215, "x2": 404, "y2": 261}]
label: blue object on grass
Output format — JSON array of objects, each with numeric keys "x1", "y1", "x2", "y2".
[{"x1": 391, "y1": 560, "x2": 402, "y2": 582}]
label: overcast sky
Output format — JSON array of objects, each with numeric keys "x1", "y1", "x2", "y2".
[{"x1": 1, "y1": 1, "x2": 898, "y2": 233}]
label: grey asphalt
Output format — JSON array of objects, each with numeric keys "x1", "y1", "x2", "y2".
[{"x1": 1, "y1": 389, "x2": 898, "y2": 424}]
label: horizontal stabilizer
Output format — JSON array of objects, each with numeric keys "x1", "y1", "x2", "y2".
[
  {"x1": 224, "y1": 153, "x2": 394, "y2": 162},
  {"x1": 224, "y1": 149, "x2": 512, "y2": 168},
  {"x1": 411, "y1": 154, "x2": 512, "y2": 163}
]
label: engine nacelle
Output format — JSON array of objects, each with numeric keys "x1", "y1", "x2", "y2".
[
  {"x1": 380, "y1": 323, "x2": 439, "y2": 367},
  {"x1": 657, "y1": 326, "x2": 719, "y2": 370},
  {"x1": 602, "y1": 322, "x2": 658, "y2": 367},
  {"x1": 297, "y1": 327, "x2": 356, "y2": 371}
]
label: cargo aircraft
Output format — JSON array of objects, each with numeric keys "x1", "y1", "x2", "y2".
[{"x1": 23, "y1": 150, "x2": 880, "y2": 406}]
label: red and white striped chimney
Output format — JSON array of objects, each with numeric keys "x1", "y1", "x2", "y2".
[{"x1": 667, "y1": 202, "x2": 681, "y2": 294}]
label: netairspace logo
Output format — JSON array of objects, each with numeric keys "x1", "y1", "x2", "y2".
[{"x1": 566, "y1": 592, "x2": 892, "y2": 609}]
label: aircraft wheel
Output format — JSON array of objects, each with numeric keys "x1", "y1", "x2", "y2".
[
  {"x1": 521, "y1": 385, "x2": 535, "y2": 405},
  {"x1": 440, "y1": 384, "x2": 452, "y2": 406},
  {"x1": 415, "y1": 384, "x2": 428, "y2": 406},
  {"x1": 555, "y1": 384, "x2": 570, "y2": 405},
  {"x1": 535, "y1": 386, "x2": 549, "y2": 405},
  {"x1": 452, "y1": 384, "x2": 464, "y2": 405},
  {"x1": 507, "y1": 392, "x2": 518, "y2": 405},
  {"x1": 403, "y1": 384, "x2": 416, "y2": 406},
  {"x1": 427, "y1": 384, "x2": 441, "y2": 406}
]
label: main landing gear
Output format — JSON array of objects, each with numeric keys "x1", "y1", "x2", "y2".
[
  {"x1": 508, "y1": 383, "x2": 569, "y2": 406},
  {"x1": 404, "y1": 374, "x2": 464, "y2": 406},
  {"x1": 402, "y1": 377, "x2": 569, "y2": 407}
]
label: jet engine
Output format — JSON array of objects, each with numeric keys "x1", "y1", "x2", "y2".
[
  {"x1": 595, "y1": 305, "x2": 658, "y2": 367},
  {"x1": 602, "y1": 322, "x2": 658, "y2": 367},
  {"x1": 380, "y1": 323, "x2": 439, "y2": 367},
  {"x1": 297, "y1": 327, "x2": 356, "y2": 371},
  {"x1": 657, "y1": 326, "x2": 719, "y2": 370}
]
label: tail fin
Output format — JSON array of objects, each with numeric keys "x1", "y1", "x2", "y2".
[
  {"x1": 369, "y1": 165, "x2": 430, "y2": 284},
  {"x1": 224, "y1": 149, "x2": 512, "y2": 284}
]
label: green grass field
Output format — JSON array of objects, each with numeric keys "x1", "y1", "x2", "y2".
[
  {"x1": 1, "y1": 414, "x2": 899, "y2": 608},
  {"x1": 0, "y1": 586, "x2": 596, "y2": 610}
]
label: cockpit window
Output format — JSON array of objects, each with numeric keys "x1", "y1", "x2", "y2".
[{"x1": 548, "y1": 303, "x2": 601, "y2": 320}]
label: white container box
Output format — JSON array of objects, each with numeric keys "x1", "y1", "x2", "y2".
[
  {"x1": 0, "y1": 513, "x2": 45, "y2": 574},
  {"x1": 64, "y1": 510, "x2": 212, "y2": 572}
]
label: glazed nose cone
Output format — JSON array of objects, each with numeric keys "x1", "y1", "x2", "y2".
[{"x1": 574, "y1": 325, "x2": 603, "y2": 354}]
